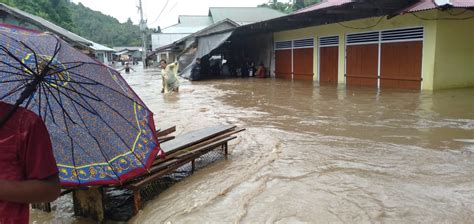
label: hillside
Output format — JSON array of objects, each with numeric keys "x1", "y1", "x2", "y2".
[{"x1": 0, "y1": 0, "x2": 142, "y2": 47}]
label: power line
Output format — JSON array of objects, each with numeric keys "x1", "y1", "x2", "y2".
[
  {"x1": 337, "y1": 16, "x2": 384, "y2": 30},
  {"x1": 410, "y1": 11, "x2": 474, "y2": 21},
  {"x1": 151, "y1": 0, "x2": 170, "y2": 25}
]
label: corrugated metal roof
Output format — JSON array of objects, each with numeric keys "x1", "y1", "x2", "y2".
[
  {"x1": 162, "y1": 25, "x2": 209, "y2": 34},
  {"x1": 209, "y1": 7, "x2": 286, "y2": 25},
  {"x1": 406, "y1": 0, "x2": 474, "y2": 12},
  {"x1": 0, "y1": 3, "x2": 91, "y2": 46},
  {"x1": 451, "y1": 0, "x2": 474, "y2": 7},
  {"x1": 113, "y1": 47, "x2": 142, "y2": 52},
  {"x1": 178, "y1": 15, "x2": 213, "y2": 26},
  {"x1": 90, "y1": 42, "x2": 115, "y2": 52},
  {"x1": 163, "y1": 15, "x2": 213, "y2": 34},
  {"x1": 292, "y1": 0, "x2": 353, "y2": 14}
]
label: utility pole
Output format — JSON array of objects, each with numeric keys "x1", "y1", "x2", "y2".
[{"x1": 138, "y1": 0, "x2": 147, "y2": 68}]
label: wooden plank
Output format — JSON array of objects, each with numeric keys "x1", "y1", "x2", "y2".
[
  {"x1": 72, "y1": 188, "x2": 105, "y2": 222},
  {"x1": 128, "y1": 137, "x2": 236, "y2": 190},
  {"x1": 156, "y1": 126, "x2": 176, "y2": 137},
  {"x1": 175, "y1": 136, "x2": 236, "y2": 160},
  {"x1": 153, "y1": 128, "x2": 244, "y2": 166},
  {"x1": 160, "y1": 124, "x2": 236, "y2": 154},
  {"x1": 158, "y1": 136, "x2": 175, "y2": 143}
]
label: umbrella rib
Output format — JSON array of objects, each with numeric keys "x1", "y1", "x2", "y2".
[
  {"x1": 44, "y1": 85, "x2": 99, "y2": 115},
  {"x1": 58, "y1": 95, "x2": 81, "y2": 185},
  {"x1": 65, "y1": 83, "x2": 139, "y2": 147},
  {"x1": 45, "y1": 62, "x2": 88, "y2": 77},
  {"x1": 0, "y1": 82, "x2": 28, "y2": 101},
  {"x1": 45, "y1": 80, "x2": 101, "y2": 102},
  {"x1": 23, "y1": 89, "x2": 35, "y2": 109},
  {"x1": 41, "y1": 82, "x2": 77, "y2": 125},
  {"x1": 0, "y1": 68, "x2": 31, "y2": 78},
  {"x1": 45, "y1": 78, "x2": 99, "y2": 86},
  {"x1": 67, "y1": 81, "x2": 149, "y2": 170},
  {"x1": 39, "y1": 82, "x2": 55, "y2": 124},
  {"x1": 0, "y1": 61, "x2": 34, "y2": 77},
  {"x1": 64, "y1": 69, "x2": 148, "y2": 109},
  {"x1": 63, "y1": 82, "x2": 147, "y2": 170},
  {"x1": 0, "y1": 45, "x2": 38, "y2": 76},
  {"x1": 68, "y1": 79, "x2": 141, "y2": 129},
  {"x1": 17, "y1": 40, "x2": 41, "y2": 74},
  {"x1": 0, "y1": 78, "x2": 32, "y2": 84},
  {"x1": 37, "y1": 80, "x2": 43, "y2": 118},
  {"x1": 68, "y1": 96, "x2": 123, "y2": 183},
  {"x1": 51, "y1": 75, "x2": 82, "y2": 185}
]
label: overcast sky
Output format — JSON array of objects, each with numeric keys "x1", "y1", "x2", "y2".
[{"x1": 71, "y1": 0, "x2": 272, "y2": 29}]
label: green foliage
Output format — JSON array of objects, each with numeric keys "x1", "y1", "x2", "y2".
[
  {"x1": 0, "y1": 0, "x2": 143, "y2": 47},
  {"x1": 68, "y1": 2, "x2": 141, "y2": 47},
  {"x1": 0, "y1": 0, "x2": 75, "y2": 31},
  {"x1": 258, "y1": 0, "x2": 321, "y2": 13}
]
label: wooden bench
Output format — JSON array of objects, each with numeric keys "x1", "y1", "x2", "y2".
[{"x1": 67, "y1": 124, "x2": 244, "y2": 221}]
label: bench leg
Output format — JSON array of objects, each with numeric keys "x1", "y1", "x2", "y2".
[
  {"x1": 191, "y1": 159, "x2": 195, "y2": 173},
  {"x1": 72, "y1": 187, "x2": 105, "y2": 222},
  {"x1": 32, "y1": 202, "x2": 51, "y2": 213},
  {"x1": 224, "y1": 142, "x2": 228, "y2": 159},
  {"x1": 133, "y1": 190, "x2": 142, "y2": 215}
]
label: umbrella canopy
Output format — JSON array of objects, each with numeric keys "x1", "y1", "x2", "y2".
[{"x1": 0, "y1": 24, "x2": 163, "y2": 187}]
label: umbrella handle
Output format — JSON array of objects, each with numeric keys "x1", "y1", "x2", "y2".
[{"x1": 0, "y1": 78, "x2": 41, "y2": 128}]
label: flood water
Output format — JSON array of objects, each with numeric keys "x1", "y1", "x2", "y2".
[{"x1": 31, "y1": 65, "x2": 474, "y2": 223}]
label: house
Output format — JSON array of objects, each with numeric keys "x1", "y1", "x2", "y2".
[
  {"x1": 152, "y1": 15, "x2": 213, "y2": 50},
  {"x1": 193, "y1": 0, "x2": 474, "y2": 90},
  {"x1": 113, "y1": 46, "x2": 143, "y2": 62},
  {"x1": 91, "y1": 42, "x2": 115, "y2": 64},
  {"x1": 0, "y1": 2, "x2": 115, "y2": 63},
  {"x1": 151, "y1": 7, "x2": 286, "y2": 63},
  {"x1": 0, "y1": 2, "x2": 91, "y2": 51}
]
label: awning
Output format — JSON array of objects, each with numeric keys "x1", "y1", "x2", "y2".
[{"x1": 179, "y1": 30, "x2": 234, "y2": 79}]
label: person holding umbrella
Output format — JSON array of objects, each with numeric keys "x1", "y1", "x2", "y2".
[
  {"x1": 0, "y1": 101, "x2": 61, "y2": 223},
  {"x1": 0, "y1": 22, "x2": 163, "y2": 203}
]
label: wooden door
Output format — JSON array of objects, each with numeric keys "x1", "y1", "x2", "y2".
[
  {"x1": 319, "y1": 46, "x2": 338, "y2": 83},
  {"x1": 293, "y1": 48, "x2": 313, "y2": 81},
  {"x1": 380, "y1": 41, "x2": 422, "y2": 89},
  {"x1": 346, "y1": 44, "x2": 378, "y2": 87},
  {"x1": 275, "y1": 50, "x2": 292, "y2": 79}
]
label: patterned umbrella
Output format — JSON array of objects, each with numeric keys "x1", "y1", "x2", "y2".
[{"x1": 0, "y1": 24, "x2": 163, "y2": 187}]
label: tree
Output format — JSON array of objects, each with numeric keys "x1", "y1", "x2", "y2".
[
  {"x1": 259, "y1": 0, "x2": 321, "y2": 13},
  {"x1": 0, "y1": 0, "x2": 142, "y2": 47}
]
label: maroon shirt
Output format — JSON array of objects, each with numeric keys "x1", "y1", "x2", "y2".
[{"x1": 0, "y1": 102, "x2": 58, "y2": 224}]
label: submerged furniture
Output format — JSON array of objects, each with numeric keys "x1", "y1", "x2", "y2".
[{"x1": 41, "y1": 124, "x2": 244, "y2": 222}]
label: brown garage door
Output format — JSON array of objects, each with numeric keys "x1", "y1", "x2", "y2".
[
  {"x1": 345, "y1": 31, "x2": 379, "y2": 87},
  {"x1": 292, "y1": 38, "x2": 314, "y2": 81},
  {"x1": 346, "y1": 44, "x2": 378, "y2": 87},
  {"x1": 274, "y1": 40, "x2": 292, "y2": 79},
  {"x1": 380, "y1": 28, "x2": 424, "y2": 89},
  {"x1": 319, "y1": 36, "x2": 339, "y2": 84},
  {"x1": 293, "y1": 48, "x2": 313, "y2": 81},
  {"x1": 275, "y1": 50, "x2": 292, "y2": 79},
  {"x1": 380, "y1": 42, "x2": 422, "y2": 89},
  {"x1": 319, "y1": 46, "x2": 338, "y2": 83}
]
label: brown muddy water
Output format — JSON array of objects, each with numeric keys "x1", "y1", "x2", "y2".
[{"x1": 31, "y1": 65, "x2": 474, "y2": 223}]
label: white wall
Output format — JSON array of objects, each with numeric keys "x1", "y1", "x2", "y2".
[{"x1": 151, "y1": 33, "x2": 190, "y2": 51}]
